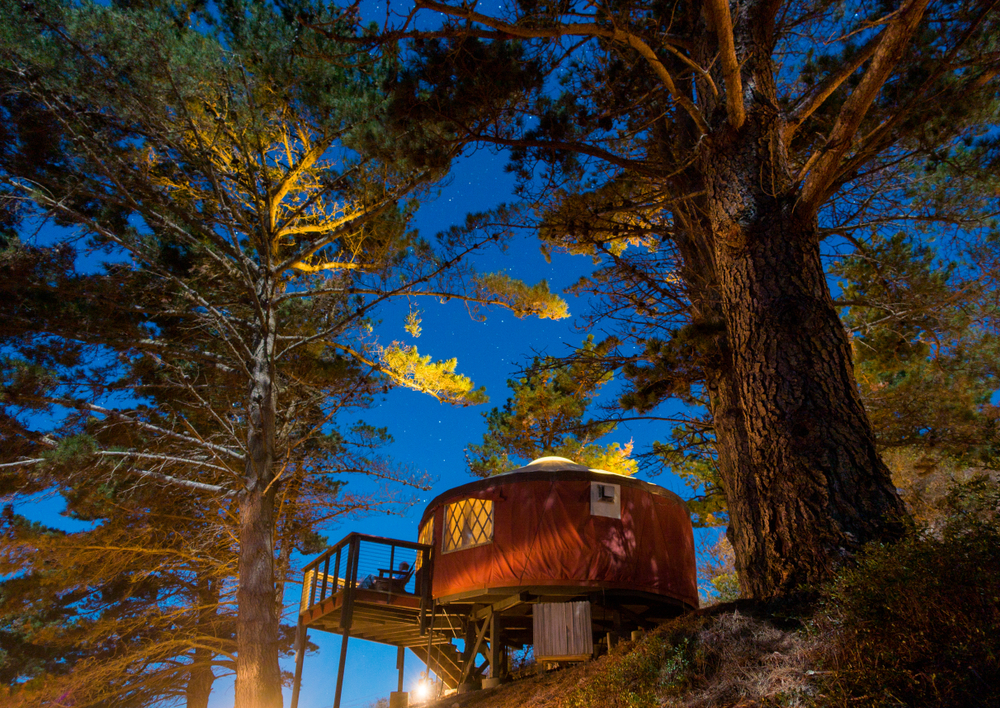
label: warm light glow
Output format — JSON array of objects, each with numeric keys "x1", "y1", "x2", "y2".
[{"x1": 412, "y1": 678, "x2": 432, "y2": 703}]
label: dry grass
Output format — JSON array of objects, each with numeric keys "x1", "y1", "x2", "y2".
[
  {"x1": 660, "y1": 609, "x2": 822, "y2": 708},
  {"x1": 426, "y1": 657, "x2": 608, "y2": 708},
  {"x1": 424, "y1": 606, "x2": 823, "y2": 708}
]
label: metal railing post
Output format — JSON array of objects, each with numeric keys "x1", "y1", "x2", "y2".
[{"x1": 340, "y1": 535, "x2": 359, "y2": 631}]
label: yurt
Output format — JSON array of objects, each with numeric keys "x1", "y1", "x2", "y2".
[{"x1": 417, "y1": 456, "x2": 698, "y2": 654}]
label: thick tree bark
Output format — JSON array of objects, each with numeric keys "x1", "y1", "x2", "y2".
[
  {"x1": 236, "y1": 483, "x2": 281, "y2": 708},
  {"x1": 235, "y1": 280, "x2": 283, "y2": 708},
  {"x1": 697, "y1": 104, "x2": 907, "y2": 598}
]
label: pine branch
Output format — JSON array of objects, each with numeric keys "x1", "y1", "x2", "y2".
[
  {"x1": 783, "y1": 34, "x2": 881, "y2": 143},
  {"x1": 108, "y1": 463, "x2": 228, "y2": 494},
  {"x1": 797, "y1": 0, "x2": 931, "y2": 216},
  {"x1": 705, "y1": 0, "x2": 745, "y2": 129},
  {"x1": 413, "y1": 0, "x2": 710, "y2": 135},
  {"x1": 96, "y1": 451, "x2": 235, "y2": 476}
]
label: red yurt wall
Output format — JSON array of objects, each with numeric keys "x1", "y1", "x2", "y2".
[{"x1": 418, "y1": 461, "x2": 698, "y2": 610}]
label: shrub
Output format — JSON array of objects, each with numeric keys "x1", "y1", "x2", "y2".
[
  {"x1": 817, "y1": 476, "x2": 1000, "y2": 707},
  {"x1": 560, "y1": 624, "x2": 708, "y2": 708}
]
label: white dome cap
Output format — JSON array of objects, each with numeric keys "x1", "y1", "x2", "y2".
[{"x1": 527, "y1": 456, "x2": 577, "y2": 466}]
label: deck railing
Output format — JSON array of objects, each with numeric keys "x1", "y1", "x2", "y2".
[{"x1": 299, "y1": 532, "x2": 433, "y2": 629}]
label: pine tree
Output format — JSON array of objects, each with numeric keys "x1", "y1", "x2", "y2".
[
  {"x1": 0, "y1": 239, "x2": 354, "y2": 708},
  {"x1": 1, "y1": 493, "x2": 236, "y2": 708},
  {"x1": 833, "y1": 232, "x2": 1000, "y2": 462},
  {"x1": 466, "y1": 337, "x2": 637, "y2": 477},
  {"x1": 0, "y1": 2, "x2": 566, "y2": 706},
  {"x1": 379, "y1": 0, "x2": 1000, "y2": 597},
  {"x1": 653, "y1": 226, "x2": 1000, "y2": 529}
]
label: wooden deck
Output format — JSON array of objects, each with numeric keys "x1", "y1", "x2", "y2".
[
  {"x1": 292, "y1": 532, "x2": 488, "y2": 708},
  {"x1": 301, "y1": 586, "x2": 471, "y2": 687},
  {"x1": 303, "y1": 586, "x2": 448, "y2": 647}
]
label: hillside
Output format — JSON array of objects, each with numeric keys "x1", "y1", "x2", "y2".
[
  {"x1": 428, "y1": 603, "x2": 820, "y2": 708},
  {"x1": 425, "y1": 477, "x2": 1000, "y2": 708}
]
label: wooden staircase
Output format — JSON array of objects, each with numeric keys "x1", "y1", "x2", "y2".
[{"x1": 410, "y1": 642, "x2": 464, "y2": 689}]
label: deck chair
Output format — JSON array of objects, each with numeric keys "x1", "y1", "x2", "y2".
[{"x1": 373, "y1": 562, "x2": 414, "y2": 594}]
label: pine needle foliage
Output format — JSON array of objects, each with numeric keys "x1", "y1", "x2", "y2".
[
  {"x1": 384, "y1": 0, "x2": 1000, "y2": 596},
  {"x1": 466, "y1": 337, "x2": 637, "y2": 477}
]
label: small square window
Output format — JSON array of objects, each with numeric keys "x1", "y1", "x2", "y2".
[{"x1": 591, "y1": 481, "x2": 621, "y2": 519}]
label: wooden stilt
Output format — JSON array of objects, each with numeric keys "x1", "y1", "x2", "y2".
[
  {"x1": 424, "y1": 601, "x2": 437, "y2": 681},
  {"x1": 489, "y1": 611, "x2": 500, "y2": 680},
  {"x1": 333, "y1": 628, "x2": 351, "y2": 708},
  {"x1": 397, "y1": 645, "x2": 405, "y2": 693},
  {"x1": 290, "y1": 619, "x2": 307, "y2": 708},
  {"x1": 459, "y1": 609, "x2": 491, "y2": 685},
  {"x1": 461, "y1": 615, "x2": 476, "y2": 668}
]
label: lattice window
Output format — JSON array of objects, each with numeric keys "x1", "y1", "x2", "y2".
[
  {"x1": 415, "y1": 518, "x2": 434, "y2": 570},
  {"x1": 443, "y1": 498, "x2": 493, "y2": 552},
  {"x1": 301, "y1": 569, "x2": 316, "y2": 613}
]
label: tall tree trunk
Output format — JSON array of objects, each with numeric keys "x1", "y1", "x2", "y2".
[
  {"x1": 236, "y1": 283, "x2": 282, "y2": 708},
  {"x1": 700, "y1": 107, "x2": 907, "y2": 598},
  {"x1": 187, "y1": 577, "x2": 220, "y2": 708},
  {"x1": 236, "y1": 484, "x2": 280, "y2": 707}
]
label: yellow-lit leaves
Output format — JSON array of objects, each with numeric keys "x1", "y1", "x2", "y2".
[
  {"x1": 404, "y1": 308, "x2": 423, "y2": 338},
  {"x1": 378, "y1": 343, "x2": 487, "y2": 406},
  {"x1": 473, "y1": 272, "x2": 569, "y2": 320},
  {"x1": 539, "y1": 182, "x2": 663, "y2": 259},
  {"x1": 554, "y1": 438, "x2": 639, "y2": 477}
]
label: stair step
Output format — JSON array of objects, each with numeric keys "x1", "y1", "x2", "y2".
[{"x1": 408, "y1": 645, "x2": 464, "y2": 689}]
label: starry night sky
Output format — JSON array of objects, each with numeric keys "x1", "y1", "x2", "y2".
[
  {"x1": 9, "y1": 7, "x2": 704, "y2": 705},
  {"x1": 15, "y1": 144, "x2": 698, "y2": 708}
]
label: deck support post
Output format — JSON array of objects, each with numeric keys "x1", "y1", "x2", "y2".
[
  {"x1": 333, "y1": 628, "x2": 351, "y2": 708},
  {"x1": 396, "y1": 645, "x2": 405, "y2": 692},
  {"x1": 290, "y1": 618, "x2": 307, "y2": 708},
  {"x1": 423, "y1": 601, "x2": 437, "y2": 682},
  {"x1": 461, "y1": 614, "x2": 476, "y2": 669},
  {"x1": 489, "y1": 611, "x2": 501, "y2": 680},
  {"x1": 459, "y1": 608, "x2": 492, "y2": 685}
]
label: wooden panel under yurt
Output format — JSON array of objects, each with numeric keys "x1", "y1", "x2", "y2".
[{"x1": 533, "y1": 601, "x2": 594, "y2": 662}]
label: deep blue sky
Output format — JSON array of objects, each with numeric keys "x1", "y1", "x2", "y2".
[
  {"x1": 9, "y1": 5, "x2": 704, "y2": 703},
  {"x1": 276, "y1": 9, "x2": 705, "y2": 703},
  {"x1": 15, "y1": 146, "x2": 700, "y2": 708},
  {"x1": 296, "y1": 11, "x2": 701, "y2": 704}
]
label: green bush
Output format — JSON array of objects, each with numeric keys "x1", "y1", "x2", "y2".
[
  {"x1": 818, "y1": 476, "x2": 1000, "y2": 708},
  {"x1": 560, "y1": 626, "x2": 700, "y2": 708}
]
